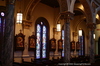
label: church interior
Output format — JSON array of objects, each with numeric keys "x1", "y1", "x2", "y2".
[{"x1": 0, "y1": 0, "x2": 100, "y2": 66}]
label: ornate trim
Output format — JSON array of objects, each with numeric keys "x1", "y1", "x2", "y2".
[
  {"x1": 60, "y1": 11, "x2": 74, "y2": 23},
  {"x1": 60, "y1": 11, "x2": 74, "y2": 20},
  {"x1": 87, "y1": 23, "x2": 96, "y2": 30}
]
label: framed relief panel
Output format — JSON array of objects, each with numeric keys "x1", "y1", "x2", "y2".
[
  {"x1": 76, "y1": 41, "x2": 81, "y2": 51},
  {"x1": 70, "y1": 41, "x2": 75, "y2": 51},
  {"x1": 28, "y1": 35, "x2": 36, "y2": 51},
  {"x1": 15, "y1": 32, "x2": 25, "y2": 51},
  {"x1": 50, "y1": 38, "x2": 56, "y2": 51},
  {"x1": 58, "y1": 39, "x2": 63, "y2": 51}
]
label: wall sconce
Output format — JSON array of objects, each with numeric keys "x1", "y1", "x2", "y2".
[
  {"x1": 93, "y1": 33, "x2": 95, "y2": 39},
  {"x1": 16, "y1": 12, "x2": 23, "y2": 24},
  {"x1": 78, "y1": 28, "x2": 82, "y2": 36},
  {"x1": 56, "y1": 21, "x2": 61, "y2": 31},
  {"x1": 16, "y1": 0, "x2": 23, "y2": 24}
]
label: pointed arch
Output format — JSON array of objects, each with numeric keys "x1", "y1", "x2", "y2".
[
  {"x1": 24, "y1": 0, "x2": 40, "y2": 20},
  {"x1": 79, "y1": 0, "x2": 93, "y2": 22}
]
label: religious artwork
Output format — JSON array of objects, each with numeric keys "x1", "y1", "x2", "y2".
[
  {"x1": 15, "y1": 31, "x2": 25, "y2": 51},
  {"x1": 76, "y1": 41, "x2": 80, "y2": 51},
  {"x1": 28, "y1": 34, "x2": 36, "y2": 51},
  {"x1": 17, "y1": 37, "x2": 23, "y2": 47},
  {"x1": 58, "y1": 39, "x2": 63, "y2": 50},
  {"x1": 70, "y1": 41, "x2": 75, "y2": 51},
  {"x1": 50, "y1": 38, "x2": 56, "y2": 51}
]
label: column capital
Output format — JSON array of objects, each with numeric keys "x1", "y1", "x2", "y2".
[
  {"x1": 6, "y1": 0, "x2": 16, "y2": 5},
  {"x1": 60, "y1": 11, "x2": 74, "y2": 20},
  {"x1": 87, "y1": 23, "x2": 96, "y2": 31}
]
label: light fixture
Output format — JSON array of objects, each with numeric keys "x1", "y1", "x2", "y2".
[
  {"x1": 16, "y1": 12, "x2": 23, "y2": 24},
  {"x1": 78, "y1": 28, "x2": 82, "y2": 36},
  {"x1": 57, "y1": 20, "x2": 61, "y2": 31},
  {"x1": 93, "y1": 33, "x2": 95, "y2": 39},
  {"x1": 16, "y1": 0, "x2": 23, "y2": 24}
]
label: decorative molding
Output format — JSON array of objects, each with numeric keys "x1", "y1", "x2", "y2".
[
  {"x1": 60, "y1": 11, "x2": 74, "y2": 20},
  {"x1": 22, "y1": 20, "x2": 32, "y2": 29},
  {"x1": 87, "y1": 22, "x2": 96, "y2": 30}
]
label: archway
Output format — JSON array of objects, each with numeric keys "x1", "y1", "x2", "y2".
[{"x1": 35, "y1": 17, "x2": 50, "y2": 59}]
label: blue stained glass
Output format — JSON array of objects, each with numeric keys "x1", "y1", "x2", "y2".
[
  {"x1": 42, "y1": 50, "x2": 46, "y2": 58},
  {"x1": 36, "y1": 24, "x2": 41, "y2": 59},
  {"x1": 0, "y1": 18, "x2": 1, "y2": 32},
  {"x1": 37, "y1": 24, "x2": 41, "y2": 32},
  {"x1": 36, "y1": 24, "x2": 47, "y2": 59},
  {"x1": 3, "y1": 19, "x2": 5, "y2": 34},
  {"x1": 43, "y1": 26, "x2": 46, "y2": 33},
  {"x1": 79, "y1": 36, "x2": 84, "y2": 55},
  {"x1": 36, "y1": 51, "x2": 40, "y2": 59},
  {"x1": 62, "y1": 30, "x2": 64, "y2": 57},
  {"x1": 42, "y1": 26, "x2": 46, "y2": 58},
  {"x1": 0, "y1": 18, "x2": 1, "y2": 26}
]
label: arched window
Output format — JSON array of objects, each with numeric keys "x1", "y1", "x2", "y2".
[
  {"x1": 0, "y1": 11, "x2": 5, "y2": 35},
  {"x1": 35, "y1": 17, "x2": 49, "y2": 59},
  {"x1": 0, "y1": 11, "x2": 5, "y2": 59}
]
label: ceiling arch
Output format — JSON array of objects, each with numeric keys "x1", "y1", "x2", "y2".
[{"x1": 79, "y1": 0, "x2": 93, "y2": 23}]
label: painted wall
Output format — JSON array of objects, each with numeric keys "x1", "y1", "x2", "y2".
[{"x1": 14, "y1": 2, "x2": 60, "y2": 63}]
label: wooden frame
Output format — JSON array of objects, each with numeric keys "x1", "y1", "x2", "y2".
[
  {"x1": 76, "y1": 41, "x2": 80, "y2": 51},
  {"x1": 70, "y1": 41, "x2": 75, "y2": 51},
  {"x1": 58, "y1": 39, "x2": 63, "y2": 51},
  {"x1": 15, "y1": 33, "x2": 25, "y2": 51},
  {"x1": 50, "y1": 38, "x2": 56, "y2": 51},
  {"x1": 28, "y1": 35, "x2": 36, "y2": 51}
]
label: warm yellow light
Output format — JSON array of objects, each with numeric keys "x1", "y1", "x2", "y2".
[
  {"x1": 57, "y1": 23, "x2": 61, "y2": 31},
  {"x1": 93, "y1": 34, "x2": 95, "y2": 39},
  {"x1": 79, "y1": 29, "x2": 82, "y2": 36},
  {"x1": 16, "y1": 13, "x2": 23, "y2": 24},
  {"x1": 96, "y1": 14, "x2": 99, "y2": 19},
  {"x1": 79, "y1": 4, "x2": 84, "y2": 10}
]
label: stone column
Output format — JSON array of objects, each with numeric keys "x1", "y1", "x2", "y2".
[
  {"x1": 1, "y1": 0, "x2": 15, "y2": 66},
  {"x1": 61, "y1": 11, "x2": 73, "y2": 63},
  {"x1": 87, "y1": 23, "x2": 96, "y2": 63}
]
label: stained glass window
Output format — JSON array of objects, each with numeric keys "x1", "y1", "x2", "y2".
[
  {"x1": 79, "y1": 36, "x2": 84, "y2": 55},
  {"x1": 62, "y1": 30, "x2": 64, "y2": 57},
  {"x1": 36, "y1": 21, "x2": 48, "y2": 59},
  {"x1": 78, "y1": 29, "x2": 85, "y2": 56},
  {"x1": 3, "y1": 19, "x2": 5, "y2": 34},
  {"x1": 0, "y1": 18, "x2": 1, "y2": 32},
  {"x1": 42, "y1": 26, "x2": 46, "y2": 58},
  {"x1": 36, "y1": 24, "x2": 41, "y2": 59},
  {"x1": 0, "y1": 12, "x2": 5, "y2": 34}
]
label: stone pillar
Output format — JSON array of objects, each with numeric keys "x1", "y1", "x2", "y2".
[
  {"x1": 61, "y1": 11, "x2": 73, "y2": 63},
  {"x1": 87, "y1": 23, "x2": 96, "y2": 63},
  {"x1": 1, "y1": 0, "x2": 15, "y2": 66}
]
